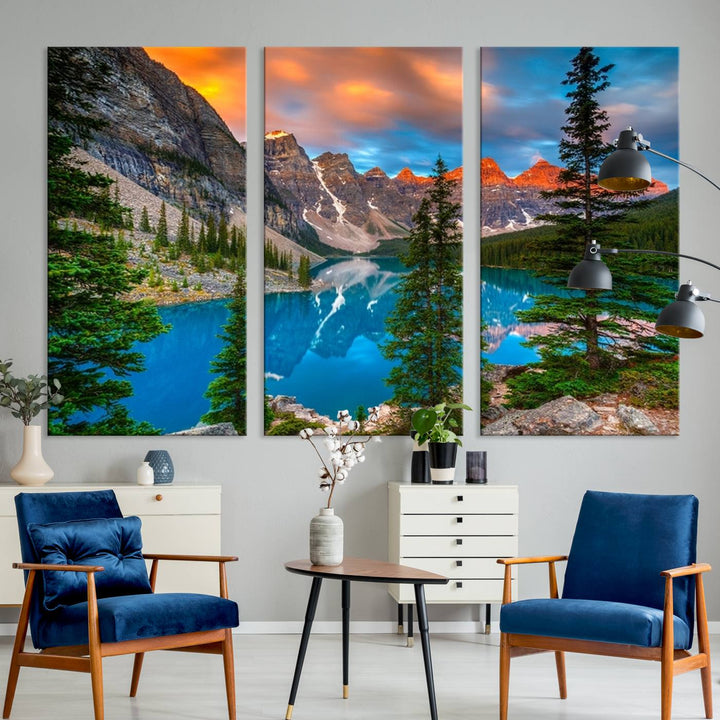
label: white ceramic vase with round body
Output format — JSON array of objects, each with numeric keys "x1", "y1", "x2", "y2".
[
  {"x1": 10, "y1": 425, "x2": 54, "y2": 486},
  {"x1": 309, "y1": 507, "x2": 344, "y2": 566}
]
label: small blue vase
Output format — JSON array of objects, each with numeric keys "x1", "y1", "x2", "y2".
[{"x1": 144, "y1": 450, "x2": 174, "y2": 485}]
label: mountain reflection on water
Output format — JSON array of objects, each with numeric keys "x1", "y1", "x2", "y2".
[
  {"x1": 481, "y1": 266, "x2": 582, "y2": 365},
  {"x1": 264, "y1": 257, "x2": 405, "y2": 415}
]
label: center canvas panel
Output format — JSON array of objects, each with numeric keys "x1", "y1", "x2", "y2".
[
  {"x1": 480, "y1": 47, "x2": 679, "y2": 436},
  {"x1": 264, "y1": 47, "x2": 463, "y2": 436}
]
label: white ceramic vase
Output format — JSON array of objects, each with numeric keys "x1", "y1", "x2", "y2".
[
  {"x1": 10, "y1": 425, "x2": 54, "y2": 486},
  {"x1": 136, "y1": 461, "x2": 154, "y2": 485},
  {"x1": 309, "y1": 507, "x2": 343, "y2": 566}
]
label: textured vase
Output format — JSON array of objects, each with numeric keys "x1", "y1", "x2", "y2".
[
  {"x1": 144, "y1": 450, "x2": 174, "y2": 484},
  {"x1": 136, "y1": 461, "x2": 154, "y2": 486},
  {"x1": 10, "y1": 425, "x2": 54, "y2": 486},
  {"x1": 309, "y1": 507, "x2": 343, "y2": 566},
  {"x1": 428, "y1": 442, "x2": 458, "y2": 484}
]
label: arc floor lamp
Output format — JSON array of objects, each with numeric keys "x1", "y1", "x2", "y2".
[{"x1": 568, "y1": 127, "x2": 720, "y2": 338}]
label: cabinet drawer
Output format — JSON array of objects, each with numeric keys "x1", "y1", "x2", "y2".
[
  {"x1": 399, "y1": 487, "x2": 517, "y2": 514},
  {"x1": 402, "y1": 514, "x2": 516, "y2": 536},
  {"x1": 391, "y1": 578, "x2": 514, "y2": 604},
  {"x1": 114, "y1": 486, "x2": 221, "y2": 516},
  {"x1": 400, "y1": 557, "x2": 508, "y2": 579},
  {"x1": 401, "y1": 535, "x2": 518, "y2": 558}
]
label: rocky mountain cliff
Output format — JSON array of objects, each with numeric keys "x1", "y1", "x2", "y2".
[
  {"x1": 482, "y1": 157, "x2": 669, "y2": 235},
  {"x1": 264, "y1": 131, "x2": 462, "y2": 255},
  {"x1": 60, "y1": 47, "x2": 247, "y2": 221}
]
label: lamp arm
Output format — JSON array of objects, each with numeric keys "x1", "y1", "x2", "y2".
[
  {"x1": 640, "y1": 146, "x2": 720, "y2": 193},
  {"x1": 596, "y1": 247, "x2": 720, "y2": 274}
]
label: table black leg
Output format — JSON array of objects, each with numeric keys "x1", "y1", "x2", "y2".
[
  {"x1": 397, "y1": 602, "x2": 404, "y2": 634},
  {"x1": 407, "y1": 603, "x2": 414, "y2": 647},
  {"x1": 414, "y1": 583, "x2": 439, "y2": 720},
  {"x1": 485, "y1": 603, "x2": 491, "y2": 635},
  {"x1": 342, "y1": 579, "x2": 350, "y2": 699},
  {"x1": 286, "y1": 577, "x2": 323, "y2": 720}
]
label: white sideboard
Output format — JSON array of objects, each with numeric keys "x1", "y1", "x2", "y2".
[
  {"x1": 0, "y1": 484, "x2": 222, "y2": 605},
  {"x1": 388, "y1": 481, "x2": 518, "y2": 636}
]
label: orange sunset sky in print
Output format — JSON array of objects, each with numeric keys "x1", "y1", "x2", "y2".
[
  {"x1": 143, "y1": 47, "x2": 246, "y2": 143},
  {"x1": 265, "y1": 47, "x2": 462, "y2": 176}
]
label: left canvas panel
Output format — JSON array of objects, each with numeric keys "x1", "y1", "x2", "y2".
[{"x1": 47, "y1": 47, "x2": 247, "y2": 436}]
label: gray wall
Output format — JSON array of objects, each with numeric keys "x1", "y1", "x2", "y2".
[{"x1": 1, "y1": 0, "x2": 719, "y2": 626}]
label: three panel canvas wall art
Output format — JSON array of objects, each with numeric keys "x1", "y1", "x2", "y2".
[{"x1": 46, "y1": 46, "x2": 679, "y2": 437}]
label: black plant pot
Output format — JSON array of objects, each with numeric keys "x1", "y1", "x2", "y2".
[{"x1": 428, "y1": 442, "x2": 458, "y2": 484}]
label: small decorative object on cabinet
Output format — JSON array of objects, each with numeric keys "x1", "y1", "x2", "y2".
[
  {"x1": 144, "y1": 449, "x2": 174, "y2": 484},
  {"x1": 465, "y1": 450, "x2": 487, "y2": 484},
  {"x1": 136, "y1": 460, "x2": 154, "y2": 485},
  {"x1": 0, "y1": 359, "x2": 62, "y2": 486},
  {"x1": 0, "y1": 484, "x2": 222, "y2": 604},
  {"x1": 410, "y1": 431, "x2": 431, "y2": 483},
  {"x1": 388, "y1": 481, "x2": 518, "y2": 645}
]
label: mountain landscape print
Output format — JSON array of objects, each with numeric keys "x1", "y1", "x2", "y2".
[
  {"x1": 264, "y1": 47, "x2": 463, "y2": 435},
  {"x1": 480, "y1": 47, "x2": 680, "y2": 436},
  {"x1": 47, "y1": 47, "x2": 247, "y2": 436}
]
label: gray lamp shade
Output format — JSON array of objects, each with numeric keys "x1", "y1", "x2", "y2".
[
  {"x1": 655, "y1": 285, "x2": 706, "y2": 338},
  {"x1": 598, "y1": 129, "x2": 652, "y2": 192},
  {"x1": 567, "y1": 255, "x2": 613, "y2": 290}
]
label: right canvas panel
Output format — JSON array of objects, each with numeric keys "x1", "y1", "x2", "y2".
[{"x1": 480, "y1": 47, "x2": 679, "y2": 436}]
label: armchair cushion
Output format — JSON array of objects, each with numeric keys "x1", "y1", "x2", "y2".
[
  {"x1": 28, "y1": 516, "x2": 152, "y2": 611},
  {"x1": 35, "y1": 593, "x2": 239, "y2": 648},
  {"x1": 500, "y1": 597, "x2": 691, "y2": 649}
]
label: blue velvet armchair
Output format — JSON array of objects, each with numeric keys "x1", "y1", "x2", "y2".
[
  {"x1": 498, "y1": 491, "x2": 712, "y2": 720},
  {"x1": 2, "y1": 490, "x2": 239, "y2": 720}
]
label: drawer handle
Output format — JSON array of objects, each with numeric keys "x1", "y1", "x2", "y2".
[
  {"x1": 457, "y1": 495, "x2": 464, "y2": 502},
  {"x1": 456, "y1": 560, "x2": 463, "y2": 567},
  {"x1": 456, "y1": 539, "x2": 463, "y2": 545},
  {"x1": 456, "y1": 581, "x2": 463, "y2": 589},
  {"x1": 456, "y1": 517, "x2": 463, "y2": 523},
  {"x1": 155, "y1": 494, "x2": 163, "y2": 502}
]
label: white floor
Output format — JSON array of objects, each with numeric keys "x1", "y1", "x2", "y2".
[{"x1": 0, "y1": 632, "x2": 716, "y2": 720}]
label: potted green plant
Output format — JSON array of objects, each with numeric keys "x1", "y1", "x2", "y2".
[
  {"x1": 411, "y1": 402, "x2": 471, "y2": 484},
  {"x1": 0, "y1": 359, "x2": 63, "y2": 486}
]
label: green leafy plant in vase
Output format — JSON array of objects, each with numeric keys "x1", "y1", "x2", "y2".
[
  {"x1": 411, "y1": 402, "x2": 471, "y2": 484},
  {"x1": 0, "y1": 359, "x2": 63, "y2": 486}
]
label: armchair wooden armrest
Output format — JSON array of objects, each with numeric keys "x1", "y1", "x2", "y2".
[
  {"x1": 661, "y1": 562, "x2": 711, "y2": 578},
  {"x1": 498, "y1": 555, "x2": 568, "y2": 566},
  {"x1": 142, "y1": 554, "x2": 238, "y2": 598},
  {"x1": 498, "y1": 556, "x2": 568, "y2": 604},
  {"x1": 142, "y1": 553, "x2": 238, "y2": 563},
  {"x1": 13, "y1": 562, "x2": 105, "y2": 573}
]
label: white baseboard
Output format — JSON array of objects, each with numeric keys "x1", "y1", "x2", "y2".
[{"x1": 3, "y1": 620, "x2": 719, "y2": 636}]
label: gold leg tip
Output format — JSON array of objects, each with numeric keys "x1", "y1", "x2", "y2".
[
  {"x1": 407, "y1": 637, "x2": 414, "y2": 648},
  {"x1": 286, "y1": 705, "x2": 293, "y2": 720},
  {"x1": 397, "y1": 624, "x2": 404, "y2": 634},
  {"x1": 485, "y1": 624, "x2": 491, "y2": 635},
  {"x1": 343, "y1": 685, "x2": 349, "y2": 699}
]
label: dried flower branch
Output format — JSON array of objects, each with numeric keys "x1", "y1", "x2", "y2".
[{"x1": 299, "y1": 407, "x2": 379, "y2": 508}]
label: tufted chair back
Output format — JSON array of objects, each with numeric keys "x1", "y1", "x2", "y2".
[{"x1": 15, "y1": 490, "x2": 124, "y2": 648}]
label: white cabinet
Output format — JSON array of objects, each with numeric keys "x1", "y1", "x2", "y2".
[
  {"x1": 0, "y1": 484, "x2": 222, "y2": 605},
  {"x1": 388, "y1": 482, "x2": 518, "y2": 632}
]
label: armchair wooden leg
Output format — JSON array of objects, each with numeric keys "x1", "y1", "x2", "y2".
[
  {"x1": 89, "y1": 652, "x2": 104, "y2": 720},
  {"x1": 499, "y1": 633, "x2": 510, "y2": 720},
  {"x1": 129, "y1": 653, "x2": 144, "y2": 697},
  {"x1": 554, "y1": 651, "x2": 567, "y2": 699},
  {"x1": 696, "y1": 574, "x2": 713, "y2": 719},
  {"x1": 222, "y1": 629, "x2": 236, "y2": 720},
  {"x1": 87, "y1": 574, "x2": 104, "y2": 720},
  {"x1": 3, "y1": 570, "x2": 35, "y2": 719}
]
